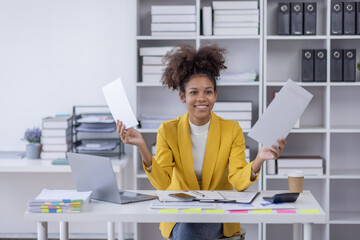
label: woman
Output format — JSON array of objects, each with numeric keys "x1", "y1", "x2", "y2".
[{"x1": 117, "y1": 44, "x2": 286, "y2": 240}]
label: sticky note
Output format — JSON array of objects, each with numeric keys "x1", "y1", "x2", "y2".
[
  {"x1": 300, "y1": 209, "x2": 320, "y2": 214},
  {"x1": 159, "y1": 209, "x2": 179, "y2": 213},
  {"x1": 229, "y1": 210, "x2": 249, "y2": 214},
  {"x1": 182, "y1": 208, "x2": 202, "y2": 213},
  {"x1": 253, "y1": 209, "x2": 272, "y2": 214},
  {"x1": 277, "y1": 209, "x2": 296, "y2": 214},
  {"x1": 205, "y1": 209, "x2": 225, "y2": 214}
]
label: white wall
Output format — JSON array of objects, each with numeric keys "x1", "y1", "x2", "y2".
[{"x1": 0, "y1": 0, "x2": 136, "y2": 151}]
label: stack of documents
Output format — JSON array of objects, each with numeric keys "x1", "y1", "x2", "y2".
[
  {"x1": 40, "y1": 115, "x2": 72, "y2": 159},
  {"x1": 139, "y1": 46, "x2": 173, "y2": 83},
  {"x1": 139, "y1": 113, "x2": 177, "y2": 129},
  {"x1": 76, "y1": 114, "x2": 116, "y2": 133},
  {"x1": 28, "y1": 189, "x2": 92, "y2": 213},
  {"x1": 212, "y1": 1, "x2": 259, "y2": 35},
  {"x1": 76, "y1": 140, "x2": 118, "y2": 151},
  {"x1": 276, "y1": 156, "x2": 324, "y2": 175},
  {"x1": 151, "y1": 5, "x2": 196, "y2": 36},
  {"x1": 212, "y1": 101, "x2": 253, "y2": 131}
]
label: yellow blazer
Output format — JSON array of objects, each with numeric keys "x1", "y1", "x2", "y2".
[{"x1": 143, "y1": 112, "x2": 259, "y2": 238}]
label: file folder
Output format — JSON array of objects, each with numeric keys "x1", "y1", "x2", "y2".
[
  {"x1": 343, "y1": 49, "x2": 356, "y2": 82},
  {"x1": 357, "y1": 2, "x2": 360, "y2": 34},
  {"x1": 314, "y1": 49, "x2": 327, "y2": 82},
  {"x1": 304, "y1": 2, "x2": 317, "y2": 35},
  {"x1": 344, "y1": 2, "x2": 356, "y2": 35},
  {"x1": 291, "y1": 3, "x2": 303, "y2": 35},
  {"x1": 302, "y1": 49, "x2": 314, "y2": 82},
  {"x1": 331, "y1": 49, "x2": 343, "y2": 82},
  {"x1": 331, "y1": 2, "x2": 343, "y2": 35},
  {"x1": 278, "y1": 2, "x2": 290, "y2": 35}
]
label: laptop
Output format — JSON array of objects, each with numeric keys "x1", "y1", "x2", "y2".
[{"x1": 67, "y1": 152, "x2": 156, "y2": 204}]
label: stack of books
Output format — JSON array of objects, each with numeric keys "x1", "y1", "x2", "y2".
[
  {"x1": 212, "y1": 101, "x2": 252, "y2": 130},
  {"x1": 276, "y1": 156, "x2": 324, "y2": 175},
  {"x1": 40, "y1": 115, "x2": 72, "y2": 159},
  {"x1": 151, "y1": 5, "x2": 196, "y2": 36},
  {"x1": 140, "y1": 46, "x2": 173, "y2": 83},
  {"x1": 28, "y1": 189, "x2": 92, "y2": 213},
  {"x1": 212, "y1": 1, "x2": 259, "y2": 36}
]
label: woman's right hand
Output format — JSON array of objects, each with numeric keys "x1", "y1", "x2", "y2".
[{"x1": 116, "y1": 120, "x2": 144, "y2": 147}]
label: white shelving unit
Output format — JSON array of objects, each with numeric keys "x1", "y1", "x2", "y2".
[
  {"x1": 134, "y1": 0, "x2": 360, "y2": 239},
  {"x1": 134, "y1": 0, "x2": 263, "y2": 239},
  {"x1": 263, "y1": 0, "x2": 360, "y2": 239}
]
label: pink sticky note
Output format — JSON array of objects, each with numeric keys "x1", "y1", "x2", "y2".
[
  {"x1": 229, "y1": 210, "x2": 249, "y2": 214},
  {"x1": 276, "y1": 209, "x2": 296, "y2": 214}
]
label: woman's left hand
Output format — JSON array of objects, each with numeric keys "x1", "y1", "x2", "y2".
[{"x1": 257, "y1": 138, "x2": 287, "y2": 161}]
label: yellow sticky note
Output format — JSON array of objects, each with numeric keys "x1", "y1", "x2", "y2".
[
  {"x1": 253, "y1": 209, "x2": 272, "y2": 214},
  {"x1": 205, "y1": 209, "x2": 225, "y2": 214},
  {"x1": 182, "y1": 208, "x2": 202, "y2": 213},
  {"x1": 300, "y1": 209, "x2": 320, "y2": 214},
  {"x1": 159, "y1": 209, "x2": 179, "y2": 213}
]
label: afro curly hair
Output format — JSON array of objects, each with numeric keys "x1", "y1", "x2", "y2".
[{"x1": 161, "y1": 44, "x2": 227, "y2": 93}]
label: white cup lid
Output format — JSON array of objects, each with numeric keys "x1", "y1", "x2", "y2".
[{"x1": 288, "y1": 170, "x2": 304, "y2": 177}]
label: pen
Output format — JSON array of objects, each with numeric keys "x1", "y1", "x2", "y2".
[{"x1": 190, "y1": 190, "x2": 207, "y2": 198}]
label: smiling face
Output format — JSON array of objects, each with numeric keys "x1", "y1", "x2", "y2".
[{"x1": 179, "y1": 75, "x2": 217, "y2": 126}]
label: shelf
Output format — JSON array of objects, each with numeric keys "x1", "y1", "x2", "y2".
[
  {"x1": 330, "y1": 82, "x2": 360, "y2": 87},
  {"x1": 136, "y1": 35, "x2": 196, "y2": 40},
  {"x1": 265, "y1": 175, "x2": 326, "y2": 180},
  {"x1": 200, "y1": 35, "x2": 261, "y2": 40},
  {"x1": 330, "y1": 211, "x2": 360, "y2": 223},
  {"x1": 266, "y1": 82, "x2": 327, "y2": 87},
  {"x1": 330, "y1": 36, "x2": 360, "y2": 40},
  {"x1": 136, "y1": 82, "x2": 260, "y2": 87},
  {"x1": 330, "y1": 169, "x2": 360, "y2": 179},
  {"x1": 330, "y1": 128, "x2": 360, "y2": 133},
  {"x1": 266, "y1": 35, "x2": 328, "y2": 40},
  {"x1": 290, "y1": 127, "x2": 327, "y2": 133}
]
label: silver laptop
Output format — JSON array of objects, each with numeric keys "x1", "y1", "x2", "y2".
[{"x1": 67, "y1": 152, "x2": 156, "y2": 204}]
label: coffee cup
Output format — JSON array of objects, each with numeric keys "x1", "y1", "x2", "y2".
[{"x1": 288, "y1": 171, "x2": 304, "y2": 193}]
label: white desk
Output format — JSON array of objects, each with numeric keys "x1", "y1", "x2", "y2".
[
  {"x1": 0, "y1": 153, "x2": 128, "y2": 239},
  {"x1": 24, "y1": 190, "x2": 325, "y2": 240}
]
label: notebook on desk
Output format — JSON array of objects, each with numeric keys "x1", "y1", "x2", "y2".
[{"x1": 156, "y1": 190, "x2": 259, "y2": 204}]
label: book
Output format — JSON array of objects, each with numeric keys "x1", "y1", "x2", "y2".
[
  {"x1": 213, "y1": 102, "x2": 252, "y2": 112},
  {"x1": 42, "y1": 116, "x2": 72, "y2": 129},
  {"x1": 277, "y1": 167, "x2": 323, "y2": 175},
  {"x1": 151, "y1": 23, "x2": 196, "y2": 32},
  {"x1": 151, "y1": 5, "x2": 196, "y2": 15},
  {"x1": 42, "y1": 143, "x2": 71, "y2": 152},
  {"x1": 143, "y1": 56, "x2": 164, "y2": 65},
  {"x1": 214, "y1": 9, "x2": 259, "y2": 15},
  {"x1": 277, "y1": 156, "x2": 323, "y2": 168},
  {"x1": 213, "y1": 27, "x2": 259, "y2": 35},
  {"x1": 151, "y1": 31, "x2": 196, "y2": 36},
  {"x1": 42, "y1": 128, "x2": 71, "y2": 137},
  {"x1": 142, "y1": 74, "x2": 162, "y2": 83},
  {"x1": 41, "y1": 135, "x2": 71, "y2": 144},
  {"x1": 139, "y1": 46, "x2": 173, "y2": 56},
  {"x1": 151, "y1": 14, "x2": 196, "y2": 23},
  {"x1": 213, "y1": 111, "x2": 252, "y2": 120},
  {"x1": 142, "y1": 65, "x2": 166, "y2": 74},
  {"x1": 214, "y1": 14, "x2": 259, "y2": 23},
  {"x1": 214, "y1": 22, "x2": 259, "y2": 28},
  {"x1": 40, "y1": 151, "x2": 67, "y2": 159},
  {"x1": 202, "y1": 6, "x2": 212, "y2": 36},
  {"x1": 212, "y1": 1, "x2": 258, "y2": 10}
]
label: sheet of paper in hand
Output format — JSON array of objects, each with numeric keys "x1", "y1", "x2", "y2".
[{"x1": 248, "y1": 79, "x2": 313, "y2": 150}]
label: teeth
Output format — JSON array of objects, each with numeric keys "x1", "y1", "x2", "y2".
[{"x1": 196, "y1": 106, "x2": 207, "y2": 109}]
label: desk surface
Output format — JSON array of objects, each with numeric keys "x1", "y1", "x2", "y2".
[
  {"x1": 0, "y1": 153, "x2": 128, "y2": 173},
  {"x1": 24, "y1": 190, "x2": 325, "y2": 224}
]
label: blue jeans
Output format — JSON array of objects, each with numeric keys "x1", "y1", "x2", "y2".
[{"x1": 169, "y1": 223, "x2": 224, "y2": 240}]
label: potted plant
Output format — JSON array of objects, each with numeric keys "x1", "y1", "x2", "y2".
[{"x1": 23, "y1": 127, "x2": 42, "y2": 159}]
